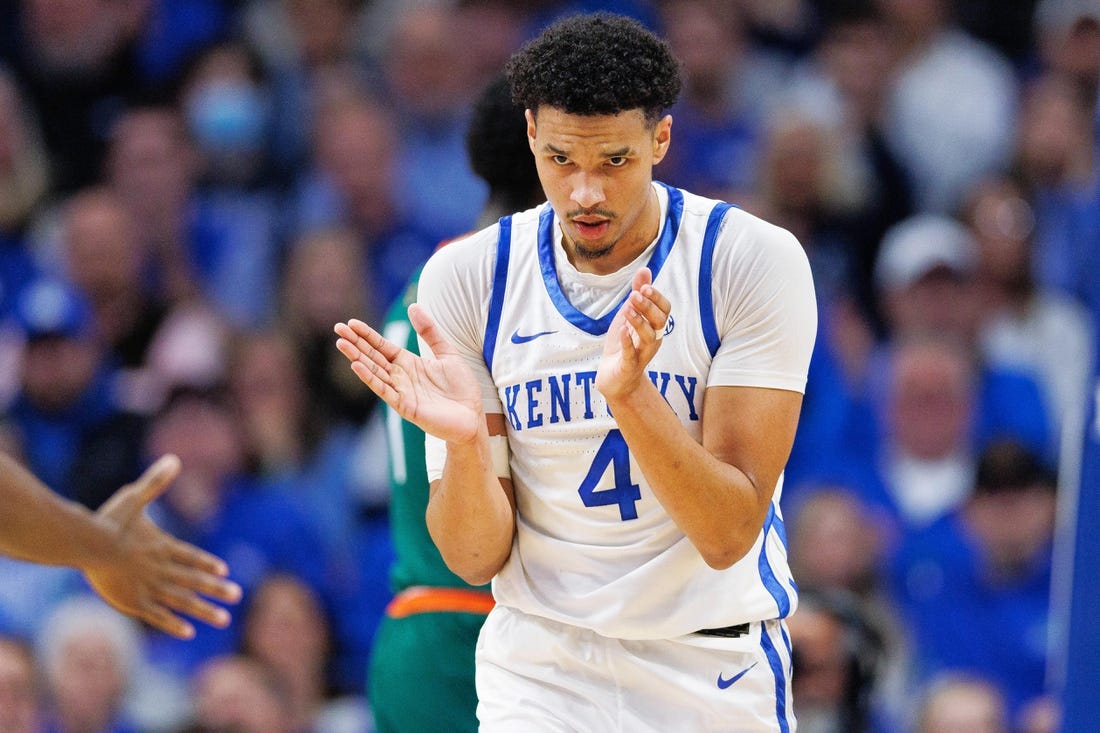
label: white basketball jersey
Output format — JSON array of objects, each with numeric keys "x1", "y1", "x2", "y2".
[{"x1": 418, "y1": 182, "x2": 816, "y2": 640}]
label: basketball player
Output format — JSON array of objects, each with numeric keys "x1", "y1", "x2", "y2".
[
  {"x1": 335, "y1": 13, "x2": 816, "y2": 731},
  {"x1": 367, "y1": 75, "x2": 543, "y2": 733},
  {"x1": 0, "y1": 451, "x2": 241, "y2": 639}
]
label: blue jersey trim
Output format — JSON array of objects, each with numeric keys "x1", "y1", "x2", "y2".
[
  {"x1": 761, "y1": 624, "x2": 791, "y2": 733},
  {"x1": 758, "y1": 503, "x2": 792, "y2": 618},
  {"x1": 699, "y1": 202, "x2": 733, "y2": 357},
  {"x1": 536, "y1": 184, "x2": 684, "y2": 336},
  {"x1": 483, "y1": 216, "x2": 512, "y2": 370}
]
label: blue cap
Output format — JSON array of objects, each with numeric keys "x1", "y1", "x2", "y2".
[{"x1": 14, "y1": 277, "x2": 93, "y2": 340}]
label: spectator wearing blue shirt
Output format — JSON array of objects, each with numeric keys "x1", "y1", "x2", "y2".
[
  {"x1": 890, "y1": 440, "x2": 1057, "y2": 725},
  {"x1": 7, "y1": 277, "x2": 120, "y2": 499},
  {"x1": 140, "y1": 381, "x2": 330, "y2": 682},
  {"x1": 293, "y1": 89, "x2": 441, "y2": 321},
  {"x1": 865, "y1": 215, "x2": 1054, "y2": 463}
]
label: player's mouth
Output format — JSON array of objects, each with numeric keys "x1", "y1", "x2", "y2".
[{"x1": 571, "y1": 218, "x2": 610, "y2": 240}]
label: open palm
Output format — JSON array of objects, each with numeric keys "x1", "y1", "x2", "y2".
[{"x1": 335, "y1": 306, "x2": 483, "y2": 444}]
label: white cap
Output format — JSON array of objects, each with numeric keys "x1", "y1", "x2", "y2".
[{"x1": 874, "y1": 214, "x2": 978, "y2": 292}]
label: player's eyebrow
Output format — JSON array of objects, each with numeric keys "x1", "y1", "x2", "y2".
[
  {"x1": 542, "y1": 143, "x2": 633, "y2": 158},
  {"x1": 601, "y1": 147, "x2": 632, "y2": 158}
]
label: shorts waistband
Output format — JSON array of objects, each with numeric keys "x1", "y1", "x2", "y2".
[
  {"x1": 386, "y1": 586, "x2": 496, "y2": 619},
  {"x1": 695, "y1": 622, "x2": 752, "y2": 638}
]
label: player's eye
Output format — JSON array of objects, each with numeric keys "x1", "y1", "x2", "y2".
[
  {"x1": 552, "y1": 155, "x2": 570, "y2": 165},
  {"x1": 607, "y1": 156, "x2": 628, "y2": 167}
]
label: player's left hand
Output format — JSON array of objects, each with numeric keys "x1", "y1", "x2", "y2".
[
  {"x1": 596, "y1": 267, "x2": 671, "y2": 400},
  {"x1": 83, "y1": 455, "x2": 243, "y2": 639}
]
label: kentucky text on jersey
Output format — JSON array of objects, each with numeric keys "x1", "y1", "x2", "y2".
[{"x1": 500, "y1": 369, "x2": 700, "y2": 431}]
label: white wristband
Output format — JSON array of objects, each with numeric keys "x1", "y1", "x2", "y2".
[{"x1": 424, "y1": 433, "x2": 512, "y2": 481}]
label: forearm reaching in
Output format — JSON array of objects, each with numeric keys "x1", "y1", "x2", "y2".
[{"x1": 0, "y1": 453, "x2": 242, "y2": 638}]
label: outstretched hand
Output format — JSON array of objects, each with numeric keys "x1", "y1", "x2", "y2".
[
  {"x1": 596, "y1": 267, "x2": 671, "y2": 400},
  {"x1": 335, "y1": 306, "x2": 484, "y2": 444},
  {"x1": 85, "y1": 455, "x2": 242, "y2": 639}
]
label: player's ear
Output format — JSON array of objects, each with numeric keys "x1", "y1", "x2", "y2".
[
  {"x1": 525, "y1": 109, "x2": 537, "y2": 152},
  {"x1": 652, "y1": 114, "x2": 672, "y2": 164}
]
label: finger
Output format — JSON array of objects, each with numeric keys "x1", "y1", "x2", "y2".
[
  {"x1": 632, "y1": 266, "x2": 653, "y2": 292},
  {"x1": 167, "y1": 540, "x2": 243, "y2": 603},
  {"x1": 408, "y1": 304, "x2": 456, "y2": 357},
  {"x1": 346, "y1": 319, "x2": 403, "y2": 362},
  {"x1": 141, "y1": 604, "x2": 196, "y2": 639},
  {"x1": 348, "y1": 358, "x2": 406, "y2": 408},
  {"x1": 155, "y1": 585, "x2": 233, "y2": 630},
  {"x1": 128, "y1": 453, "x2": 182, "y2": 506},
  {"x1": 630, "y1": 287, "x2": 670, "y2": 335},
  {"x1": 167, "y1": 535, "x2": 231, "y2": 578},
  {"x1": 619, "y1": 322, "x2": 640, "y2": 359},
  {"x1": 335, "y1": 324, "x2": 401, "y2": 378}
]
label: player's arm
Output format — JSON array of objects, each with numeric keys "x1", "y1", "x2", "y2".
[
  {"x1": 337, "y1": 312, "x2": 516, "y2": 585},
  {"x1": 604, "y1": 380, "x2": 802, "y2": 569},
  {"x1": 599, "y1": 226, "x2": 815, "y2": 568},
  {"x1": 0, "y1": 452, "x2": 241, "y2": 638},
  {"x1": 425, "y1": 412, "x2": 516, "y2": 586}
]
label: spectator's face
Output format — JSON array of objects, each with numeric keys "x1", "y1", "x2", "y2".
[
  {"x1": 231, "y1": 333, "x2": 306, "y2": 434},
  {"x1": 107, "y1": 111, "x2": 196, "y2": 216},
  {"x1": 889, "y1": 342, "x2": 973, "y2": 459},
  {"x1": 64, "y1": 194, "x2": 145, "y2": 297},
  {"x1": 966, "y1": 487, "x2": 1056, "y2": 572},
  {"x1": 919, "y1": 682, "x2": 1007, "y2": 733},
  {"x1": 885, "y1": 267, "x2": 980, "y2": 342},
  {"x1": 385, "y1": 6, "x2": 476, "y2": 118},
  {"x1": 1040, "y1": 18, "x2": 1100, "y2": 85},
  {"x1": 243, "y1": 576, "x2": 329, "y2": 681},
  {"x1": 967, "y1": 182, "x2": 1033, "y2": 291},
  {"x1": 0, "y1": 641, "x2": 39, "y2": 733},
  {"x1": 1016, "y1": 77, "x2": 1092, "y2": 185},
  {"x1": 193, "y1": 657, "x2": 289, "y2": 733},
  {"x1": 283, "y1": 231, "x2": 366, "y2": 334},
  {"x1": 314, "y1": 103, "x2": 398, "y2": 224},
  {"x1": 821, "y1": 18, "x2": 893, "y2": 110},
  {"x1": 529, "y1": 107, "x2": 671, "y2": 270},
  {"x1": 763, "y1": 121, "x2": 827, "y2": 214},
  {"x1": 21, "y1": 335, "x2": 99, "y2": 413},
  {"x1": 46, "y1": 633, "x2": 126, "y2": 730},
  {"x1": 24, "y1": 0, "x2": 142, "y2": 74},
  {"x1": 790, "y1": 491, "x2": 880, "y2": 593},
  {"x1": 663, "y1": 1, "x2": 741, "y2": 98},
  {"x1": 146, "y1": 394, "x2": 244, "y2": 521},
  {"x1": 286, "y1": 0, "x2": 356, "y2": 66}
]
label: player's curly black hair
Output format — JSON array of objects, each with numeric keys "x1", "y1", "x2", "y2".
[{"x1": 505, "y1": 13, "x2": 681, "y2": 126}]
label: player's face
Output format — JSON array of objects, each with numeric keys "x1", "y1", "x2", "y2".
[{"x1": 527, "y1": 106, "x2": 671, "y2": 274}]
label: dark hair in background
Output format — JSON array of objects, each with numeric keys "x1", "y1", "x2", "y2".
[
  {"x1": 793, "y1": 589, "x2": 885, "y2": 733},
  {"x1": 505, "y1": 13, "x2": 681, "y2": 126},
  {"x1": 465, "y1": 74, "x2": 541, "y2": 214}
]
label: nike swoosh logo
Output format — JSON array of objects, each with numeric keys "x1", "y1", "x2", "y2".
[
  {"x1": 510, "y1": 329, "x2": 557, "y2": 344},
  {"x1": 717, "y1": 662, "x2": 758, "y2": 690}
]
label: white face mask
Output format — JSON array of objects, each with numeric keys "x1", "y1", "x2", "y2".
[{"x1": 186, "y1": 81, "x2": 269, "y2": 156}]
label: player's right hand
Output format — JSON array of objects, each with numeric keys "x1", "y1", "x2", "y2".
[{"x1": 335, "y1": 311, "x2": 483, "y2": 444}]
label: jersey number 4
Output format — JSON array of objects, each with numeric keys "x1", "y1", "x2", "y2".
[{"x1": 578, "y1": 430, "x2": 641, "y2": 520}]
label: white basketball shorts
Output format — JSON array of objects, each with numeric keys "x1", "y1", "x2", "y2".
[{"x1": 475, "y1": 605, "x2": 797, "y2": 732}]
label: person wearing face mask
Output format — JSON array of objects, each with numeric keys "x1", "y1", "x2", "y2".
[{"x1": 177, "y1": 40, "x2": 281, "y2": 329}]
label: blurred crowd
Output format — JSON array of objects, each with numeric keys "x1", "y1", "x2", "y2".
[{"x1": 0, "y1": 0, "x2": 1097, "y2": 731}]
